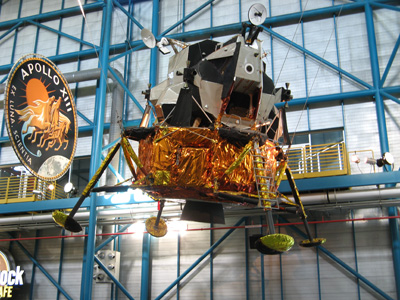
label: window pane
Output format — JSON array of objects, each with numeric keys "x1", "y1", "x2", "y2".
[
  {"x1": 290, "y1": 133, "x2": 309, "y2": 145},
  {"x1": 311, "y1": 130, "x2": 343, "y2": 145}
]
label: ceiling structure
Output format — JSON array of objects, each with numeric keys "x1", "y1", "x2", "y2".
[{"x1": 0, "y1": 0, "x2": 399, "y2": 299}]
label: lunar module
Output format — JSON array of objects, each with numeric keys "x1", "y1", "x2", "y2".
[{"x1": 53, "y1": 4, "x2": 325, "y2": 254}]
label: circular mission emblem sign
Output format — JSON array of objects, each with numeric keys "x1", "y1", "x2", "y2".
[{"x1": 5, "y1": 54, "x2": 77, "y2": 181}]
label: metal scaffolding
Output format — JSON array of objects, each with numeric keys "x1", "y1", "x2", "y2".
[{"x1": 0, "y1": 0, "x2": 399, "y2": 299}]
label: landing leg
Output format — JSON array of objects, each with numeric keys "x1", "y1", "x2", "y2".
[
  {"x1": 285, "y1": 166, "x2": 326, "y2": 247},
  {"x1": 146, "y1": 200, "x2": 168, "y2": 237}
]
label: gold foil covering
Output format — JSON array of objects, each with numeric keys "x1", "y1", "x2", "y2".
[
  {"x1": 122, "y1": 140, "x2": 137, "y2": 179},
  {"x1": 260, "y1": 233, "x2": 295, "y2": 252},
  {"x1": 135, "y1": 127, "x2": 278, "y2": 201},
  {"x1": 154, "y1": 170, "x2": 170, "y2": 185}
]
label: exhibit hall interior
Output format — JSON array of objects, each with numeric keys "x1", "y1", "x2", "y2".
[{"x1": 0, "y1": 0, "x2": 399, "y2": 299}]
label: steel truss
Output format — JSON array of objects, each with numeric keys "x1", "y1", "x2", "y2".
[{"x1": 0, "y1": 0, "x2": 399, "y2": 299}]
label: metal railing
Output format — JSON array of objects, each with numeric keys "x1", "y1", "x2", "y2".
[
  {"x1": 0, "y1": 175, "x2": 66, "y2": 204},
  {"x1": 286, "y1": 142, "x2": 350, "y2": 179},
  {"x1": 0, "y1": 143, "x2": 350, "y2": 204}
]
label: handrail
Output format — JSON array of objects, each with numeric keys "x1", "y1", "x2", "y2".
[
  {"x1": 0, "y1": 175, "x2": 66, "y2": 204},
  {"x1": 303, "y1": 142, "x2": 343, "y2": 160},
  {"x1": 286, "y1": 142, "x2": 350, "y2": 179}
]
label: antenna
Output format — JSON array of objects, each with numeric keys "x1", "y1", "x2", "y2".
[
  {"x1": 248, "y1": 3, "x2": 267, "y2": 26},
  {"x1": 141, "y1": 28, "x2": 156, "y2": 49}
]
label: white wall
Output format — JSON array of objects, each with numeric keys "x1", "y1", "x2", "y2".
[
  {"x1": 0, "y1": 0, "x2": 399, "y2": 299},
  {"x1": 0, "y1": 211, "x2": 396, "y2": 300}
]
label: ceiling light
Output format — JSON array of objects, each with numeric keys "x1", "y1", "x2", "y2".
[
  {"x1": 351, "y1": 154, "x2": 360, "y2": 164},
  {"x1": 376, "y1": 152, "x2": 394, "y2": 167},
  {"x1": 364, "y1": 157, "x2": 377, "y2": 165},
  {"x1": 365, "y1": 152, "x2": 394, "y2": 167},
  {"x1": 64, "y1": 182, "x2": 77, "y2": 195}
]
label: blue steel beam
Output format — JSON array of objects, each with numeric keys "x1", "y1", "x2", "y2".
[
  {"x1": 155, "y1": 218, "x2": 245, "y2": 300},
  {"x1": 315, "y1": 224, "x2": 322, "y2": 300},
  {"x1": 178, "y1": 232, "x2": 181, "y2": 300},
  {"x1": 29, "y1": 230, "x2": 40, "y2": 300},
  {"x1": 365, "y1": 2, "x2": 390, "y2": 155},
  {"x1": 381, "y1": 90, "x2": 400, "y2": 105},
  {"x1": 26, "y1": 20, "x2": 99, "y2": 48},
  {"x1": 245, "y1": 218, "x2": 250, "y2": 300},
  {"x1": 9, "y1": 235, "x2": 73, "y2": 300},
  {"x1": 140, "y1": 1, "x2": 160, "y2": 298},
  {"x1": 380, "y1": 34, "x2": 400, "y2": 87},
  {"x1": 279, "y1": 217, "x2": 394, "y2": 300},
  {"x1": 265, "y1": 2, "x2": 364, "y2": 26},
  {"x1": 55, "y1": 0, "x2": 66, "y2": 55},
  {"x1": 94, "y1": 256, "x2": 135, "y2": 300},
  {"x1": 112, "y1": 0, "x2": 143, "y2": 30},
  {"x1": 0, "y1": 172, "x2": 397, "y2": 215},
  {"x1": 371, "y1": 1, "x2": 400, "y2": 12},
  {"x1": 149, "y1": 0, "x2": 159, "y2": 87},
  {"x1": 275, "y1": 86, "x2": 400, "y2": 108},
  {"x1": 0, "y1": 2, "x2": 398, "y2": 75},
  {"x1": 160, "y1": 1, "x2": 397, "y2": 42},
  {"x1": 0, "y1": 2, "x2": 105, "y2": 30},
  {"x1": 56, "y1": 229, "x2": 66, "y2": 300},
  {"x1": 124, "y1": 118, "x2": 142, "y2": 127},
  {"x1": 0, "y1": 193, "x2": 155, "y2": 214},
  {"x1": 101, "y1": 153, "x2": 124, "y2": 182},
  {"x1": 10, "y1": 0, "x2": 23, "y2": 64},
  {"x1": 278, "y1": 171, "x2": 400, "y2": 193},
  {"x1": 82, "y1": 0, "x2": 113, "y2": 298},
  {"x1": 0, "y1": 40, "x2": 143, "y2": 74},
  {"x1": 108, "y1": 66, "x2": 145, "y2": 113},
  {"x1": 209, "y1": 223, "x2": 213, "y2": 300},
  {"x1": 141, "y1": 233, "x2": 151, "y2": 300},
  {"x1": 109, "y1": 44, "x2": 146, "y2": 63},
  {"x1": 350, "y1": 210, "x2": 362, "y2": 300},
  {"x1": 1, "y1": 3, "x2": 397, "y2": 74},
  {"x1": 259, "y1": 216, "x2": 265, "y2": 300},
  {"x1": 366, "y1": 1, "x2": 400, "y2": 295},
  {"x1": 332, "y1": 6, "x2": 343, "y2": 93},
  {"x1": 122, "y1": 0, "x2": 135, "y2": 128},
  {"x1": 301, "y1": 18, "x2": 309, "y2": 98},
  {"x1": 278, "y1": 228, "x2": 284, "y2": 300},
  {"x1": 1, "y1": 0, "x2": 387, "y2": 34},
  {"x1": 159, "y1": 0, "x2": 216, "y2": 37},
  {"x1": 388, "y1": 207, "x2": 400, "y2": 300},
  {"x1": 182, "y1": 0, "x2": 186, "y2": 32},
  {"x1": 0, "y1": 22, "x2": 22, "y2": 41},
  {"x1": 102, "y1": 137, "x2": 121, "y2": 152},
  {"x1": 77, "y1": 110, "x2": 94, "y2": 126},
  {"x1": 261, "y1": 25, "x2": 373, "y2": 89}
]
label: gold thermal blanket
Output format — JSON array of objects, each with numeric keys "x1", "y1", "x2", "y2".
[{"x1": 133, "y1": 127, "x2": 278, "y2": 202}]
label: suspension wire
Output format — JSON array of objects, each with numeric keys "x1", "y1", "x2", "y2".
[
  {"x1": 264, "y1": 0, "x2": 345, "y2": 150},
  {"x1": 273, "y1": 0, "x2": 310, "y2": 88},
  {"x1": 76, "y1": 0, "x2": 112, "y2": 96},
  {"x1": 110, "y1": 0, "x2": 155, "y2": 123},
  {"x1": 261, "y1": 0, "x2": 311, "y2": 153},
  {"x1": 76, "y1": 0, "x2": 145, "y2": 149},
  {"x1": 76, "y1": 0, "x2": 342, "y2": 153},
  {"x1": 289, "y1": 3, "x2": 344, "y2": 148},
  {"x1": 76, "y1": 0, "x2": 101, "y2": 65}
]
